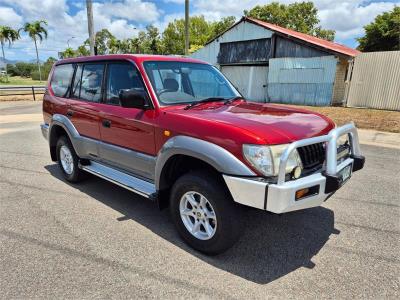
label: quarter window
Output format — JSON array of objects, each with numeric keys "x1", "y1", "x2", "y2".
[
  {"x1": 105, "y1": 63, "x2": 145, "y2": 105},
  {"x1": 72, "y1": 63, "x2": 104, "y2": 102},
  {"x1": 50, "y1": 64, "x2": 74, "y2": 97}
]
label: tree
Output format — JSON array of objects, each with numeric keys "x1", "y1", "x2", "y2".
[
  {"x1": 59, "y1": 47, "x2": 75, "y2": 59},
  {"x1": 20, "y1": 20, "x2": 48, "y2": 81},
  {"x1": 76, "y1": 45, "x2": 90, "y2": 57},
  {"x1": 210, "y1": 16, "x2": 236, "y2": 38},
  {"x1": 162, "y1": 16, "x2": 216, "y2": 55},
  {"x1": 244, "y1": 1, "x2": 335, "y2": 41},
  {"x1": 357, "y1": 7, "x2": 400, "y2": 52},
  {"x1": 0, "y1": 26, "x2": 20, "y2": 80},
  {"x1": 89, "y1": 29, "x2": 115, "y2": 54}
]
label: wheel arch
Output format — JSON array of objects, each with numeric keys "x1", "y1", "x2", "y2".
[
  {"x1": 155, "y1": 136, "x2": 255, "y2": 208},
  {"x1": 48, "y1": 114, "x2": 81, "y2": 161}
]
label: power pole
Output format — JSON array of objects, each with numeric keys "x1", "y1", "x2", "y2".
[
  {"x1": 86, "y1": 0, "x2": 95, "y2": 55},
  {"x1": 184, "y1": 0, "x2": 189, "y2": 56}
]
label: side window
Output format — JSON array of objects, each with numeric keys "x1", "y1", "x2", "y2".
[
  {"x1": 72, "y1": 63, "x2": 104, "y2": 102},
  {"x1": 50, "y1": 64, "x2": 74, "y2": 97},
  {"x1": 105, "y1": 63, "x2": 145, "y2": 105}
]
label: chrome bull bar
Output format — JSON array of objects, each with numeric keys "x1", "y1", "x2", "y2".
[{"x1": 277, "y1": 122, "x2": 361, "y2": 185}]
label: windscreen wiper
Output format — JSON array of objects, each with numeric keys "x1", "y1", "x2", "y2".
[
  {"x1": 184, "y1": 97, "x2": 226, "y2": 110},
  {"x1": 223, "y1": 96, "x2": 243, "y2": 105}
]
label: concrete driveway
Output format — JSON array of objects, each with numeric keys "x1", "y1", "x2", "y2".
[{"x1": 0, "y1": 101, "x2": 399, "y2": 299}]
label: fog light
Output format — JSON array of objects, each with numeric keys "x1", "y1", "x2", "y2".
[
  {"x1": 292, "y1": 166, "x2": 302, "y2": 179},
  {"x1": 295, "y1": 188, "x2": 309, "y2": 200}
]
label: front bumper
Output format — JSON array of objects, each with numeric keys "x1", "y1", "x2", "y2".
[
  {"x1": 223, "y1": 123, "x2": 365, "y2": 214},
  {"x1": 40, "y1": 123, "x2": 49, "y2": 141}
]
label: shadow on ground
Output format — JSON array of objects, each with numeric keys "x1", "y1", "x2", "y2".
[{"x1": 45, "y1": 164, "x2": 338, "y2": 284}]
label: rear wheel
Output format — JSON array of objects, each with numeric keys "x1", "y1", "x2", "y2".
[
  {"x1": 56, "y1": 136, "x2": 85, "y2": 183},
  {"x1": 170, "y1": 170, "x2": 243, "y2": 255}
]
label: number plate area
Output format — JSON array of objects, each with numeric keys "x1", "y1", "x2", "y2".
[{"x1": 338, "y1": 163, "x2": 352, "y2": 185}]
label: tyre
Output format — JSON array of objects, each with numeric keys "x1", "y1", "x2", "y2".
[
  {"x1": 169, "y1": 170, "x2": 243, "y2": 255},
  {"x1": 56, "y1": 135, "x2": 85, "y2": 183}
]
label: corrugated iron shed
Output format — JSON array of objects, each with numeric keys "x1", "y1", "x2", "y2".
[{"x1": 206, "y1": 17, "x2": 360, "y2": 58}]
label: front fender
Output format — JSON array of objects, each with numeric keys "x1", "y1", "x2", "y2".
[{"x1": 155, "y1": 135, "x2": 255, "y2": 190}]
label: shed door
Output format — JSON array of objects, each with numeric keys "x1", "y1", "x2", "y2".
[
  {"x1": 267, "y1": 56, "x2": 337, "y2": 106},
  {"x1": 221, "y1": 65, "x2": 268, "y2": 102}
]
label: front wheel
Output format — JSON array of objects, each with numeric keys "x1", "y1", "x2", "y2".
[{"x1": 169, "y1": 170, "x2": 243, "y2": 255}]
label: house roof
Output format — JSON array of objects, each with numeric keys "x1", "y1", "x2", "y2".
[{"x1": 207, "y1": 17, "x2": 360, "y2": 58}]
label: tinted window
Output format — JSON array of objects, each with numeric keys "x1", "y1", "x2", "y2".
[
  {"x1": 105, "y1": 63, "x2": 145, "y2": 105},
  {"x1": 72, "y1": 63, "x2": 104, "y2": 102},
  {"x1": 50, "y1": 64, "x2": 74, "y2": 97}
]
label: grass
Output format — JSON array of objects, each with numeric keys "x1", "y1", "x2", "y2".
[
  {"x1": 289, "y1": 105, "x2": 400, "y2": 133},
  {"x1": 0, "y1": 76, "x2": 46, "y2": 86}
]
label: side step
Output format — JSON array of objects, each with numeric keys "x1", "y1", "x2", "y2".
[{"x1": 81, "y1": 161, "x2": 157, "y2": 199}]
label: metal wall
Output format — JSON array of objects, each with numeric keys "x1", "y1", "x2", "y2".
[
  {"x1": 346, "y1": 51, "x2": 400, "y2": 111},
  {"x1": 275, "y1": 36, "x2": 329, "y2": 58},
  {"x1": 221, "y1": 65, "x2": 268, "y2": 102},
  {"x1": 190, "y1": 20, "x2": 273, "y2": 66},
  {"x1": 267, "y1": 56, "x2": 337, "y2": 106}
]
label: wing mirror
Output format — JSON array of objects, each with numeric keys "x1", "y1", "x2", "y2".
[{"x1": 119, "y1": 89, "x2": 150, "y2": 109}]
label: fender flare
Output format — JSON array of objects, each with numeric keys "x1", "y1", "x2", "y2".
[
  {"x1": 49, "y1": 114, "x2": 80, "y2": 144},
  {"x1": 48, "y1": 114, "x2": 96, "y2": 159},
  {"x1": 155, "y1": 135, "x2": 255, "y2": 190}
]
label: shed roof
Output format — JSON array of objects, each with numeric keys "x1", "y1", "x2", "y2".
[{"x1": 207, "y1": 17, "x2": 360, "y2": 58}]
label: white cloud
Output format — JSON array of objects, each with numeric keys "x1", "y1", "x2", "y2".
[
  {"x1": 318, "y1": 1, "x2": 397, "y2": 40},
  {"x1": 101, "y1": 0, "x2": 160, "y2": 23},
  {"x1": 0, "y1": 0, "x2": 397, "y2": 61},
  {"x1": 0, "y1": 6, "x2": 23, "y2": 28},
  {"x1": 191, "y1": 0, "x2": 398, "y2": 42}
]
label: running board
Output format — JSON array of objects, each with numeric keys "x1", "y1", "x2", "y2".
[{"x1": 81, "y1": 161, "x2": 157, "y2": 199}]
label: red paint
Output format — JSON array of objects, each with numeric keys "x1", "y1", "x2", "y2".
[{"x1": 43, "y1": 54, "x2": 335, "y2": 175}]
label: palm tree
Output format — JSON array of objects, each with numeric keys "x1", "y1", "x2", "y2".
[
  {"x1": 0, "y1": 26, "x2": 20, "y2": 80},
  {"x1": 20, "y1": 20, "x2": 48, "y2": 81}
]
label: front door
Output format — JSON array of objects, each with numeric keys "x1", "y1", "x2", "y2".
[{"x1": 97, "y1": 61, "x2": 156, "y2": 180}]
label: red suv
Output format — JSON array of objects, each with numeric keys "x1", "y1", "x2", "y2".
[{"x1": 41, "y1": 54, "x2": 364, "y2": 254}]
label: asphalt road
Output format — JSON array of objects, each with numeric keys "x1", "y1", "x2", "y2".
[{"x1": 0, "y1": 101, "x2": 399, "y2": 299}]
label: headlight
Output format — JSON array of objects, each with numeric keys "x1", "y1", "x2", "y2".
[{"x1": 243, "y1": 144, "x2": 303, "y2": 177}]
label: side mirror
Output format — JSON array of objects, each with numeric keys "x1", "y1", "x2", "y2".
[{"x1": 119, "y1": 89, "x2": 150, "y2": 109}]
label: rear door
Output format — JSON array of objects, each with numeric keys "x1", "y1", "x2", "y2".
[
  {"x1": 67, "y1": 63, "x2": 104, "y2": 158},
  {"x1": 97, "y1": 61, "x2": 156, "y2": 180}
]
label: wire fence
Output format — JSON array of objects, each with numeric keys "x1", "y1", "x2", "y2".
[{"x1": 0, "y1": 86, "x2": 46, "y2": 101}]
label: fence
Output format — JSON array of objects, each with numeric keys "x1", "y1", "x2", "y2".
[
  {"x1": 346, "y1": 51, "x2": 400, "y2": 111},
  {"x1": 0, "y1": 85, "x2": 46, "y2": 101}
]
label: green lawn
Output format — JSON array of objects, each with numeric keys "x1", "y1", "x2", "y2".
[{"x1": 0, "y1": 76, "x2": 46, "y2": 86}]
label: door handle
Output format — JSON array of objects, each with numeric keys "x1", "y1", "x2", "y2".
[
  {"x1": 66, "y1": 110, "x2": 74, "y2": 117},
  {"x1": 102, "y1": 119, "x2": 111, "y2": 128}
]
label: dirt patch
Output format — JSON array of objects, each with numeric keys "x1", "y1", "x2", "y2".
[
  {"x1": 287, "y1": 105, "x2": 400, "y2": 133},
  {"x1": 0, "y1": 94, "x2": 44, "y2": 101}
]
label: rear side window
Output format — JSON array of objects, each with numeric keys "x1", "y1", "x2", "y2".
[
  {"x1": 72, "y1": 63, "x2": 104, "y2": 102},
  {"x1": 50, "y1": 64, "x2": 74, "y2": 97},
  {"x1": 105, "y1": 63, "x2": 145, "y2": 105}
]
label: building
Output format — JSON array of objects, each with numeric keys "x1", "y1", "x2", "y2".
[{"x1": 190, "y1": 17, "x2": 360, "y2": 106}]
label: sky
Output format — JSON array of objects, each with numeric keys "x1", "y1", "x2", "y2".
[{"x1": 0, "y1": 0, "x2": 398, "y2": 62}]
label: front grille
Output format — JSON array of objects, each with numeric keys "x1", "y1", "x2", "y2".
[{"x1": 297, "y1": 142, "x2": 325, "y2": 170}]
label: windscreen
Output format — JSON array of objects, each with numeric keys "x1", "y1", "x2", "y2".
[{"x1": 143, "y1": 61, "x2": 240, "y2": 105}]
